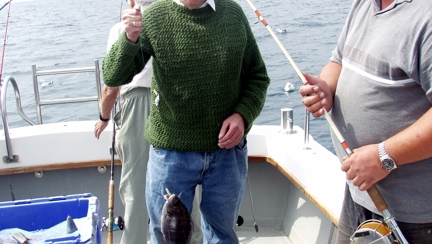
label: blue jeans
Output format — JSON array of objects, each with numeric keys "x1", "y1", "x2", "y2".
[{"x1": 146, "y1": 139, "x2": 248, "y2": 244}]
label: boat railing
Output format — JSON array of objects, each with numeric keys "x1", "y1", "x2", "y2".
[
  {"x1": 0, "y1": 76, "x2": 36, "y2": 163},
  {"x1": 32, "y1": 59, "x2": 102, "y2": 124},
  {"x1": 303, "y1": 110, "x2": 310, "y2": 149},
  {"x1": 1, "y1": 59, "x2": 102, "y2": 163}
]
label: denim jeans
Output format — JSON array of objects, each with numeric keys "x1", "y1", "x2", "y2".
[
  {"x1": 146, "y1": 139, "x2": 248, "y2": 244},
  {"x1": 336, "y1": 184, "x2": 432, "y2": 244}
]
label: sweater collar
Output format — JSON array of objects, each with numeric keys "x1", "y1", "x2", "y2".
[{"x1": 174, "y1": 0, "x2": 216, "y2": 11}]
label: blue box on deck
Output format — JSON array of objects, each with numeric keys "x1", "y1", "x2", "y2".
[{"x1": 0, "y1": 193, "x2": 102, "y2": 244}]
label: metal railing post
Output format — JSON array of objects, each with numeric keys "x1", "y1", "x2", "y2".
[
  {"x1": 31, "y1": 59, "x2": 101, "y2": 124},
  {"x1": 303, "y1": 109, "x2": 310, "y2": 150}
]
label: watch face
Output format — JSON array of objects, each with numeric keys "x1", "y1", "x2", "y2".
[{"x1": 382, "y1": 158, "x2": 395, "y2": 170}]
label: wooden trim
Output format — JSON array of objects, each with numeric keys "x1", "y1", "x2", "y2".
[
  {"x1": 0, "y1": 159, "x2": 122, "y2": 176},
  {"x1": 1, "y1": 155, "x2": 338, "y2": 226}
]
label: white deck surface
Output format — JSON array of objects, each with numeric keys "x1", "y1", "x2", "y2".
[
  {"x1": 237, "y1": 227, "x2": 293, "y2": 244},
  {"x1": 101, "y1": 227, "x2": 293, "y2": 244}
]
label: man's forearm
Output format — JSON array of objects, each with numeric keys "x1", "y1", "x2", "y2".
[
  {"x1": 99, "y1": 86, "x2": 120, "y2": 120},
  {"x1": 386, "y1": 108, "x2": 432, "y2": 166},
  {"x1": 319, "y1": 61, "x2": 342, "y2": 97}
]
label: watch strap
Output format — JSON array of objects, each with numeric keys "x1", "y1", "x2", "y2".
[
  {"x1": 99, "y1": 113, "x2": 109, "y2": 122},
  {"x1": 378, "y1": 141, "x2": 397, "y2": 171},
  {"x1": 378, "y1": 141, "x2": 386, "y2": 159}
]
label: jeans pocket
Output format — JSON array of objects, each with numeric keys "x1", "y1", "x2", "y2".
[
  {"x1": 151, "y1": 145, "x2": 163, "y2": 151},
  {"x1": 150, "y1": 145, "x2": 166, "y2": 160},
  {"x1": 236, "y1": 138, "x2": 247, "y2": 151}
]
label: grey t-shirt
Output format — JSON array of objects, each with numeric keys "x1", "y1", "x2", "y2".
[{"x1": 330, "y1": 0, "x2": 432, "y2": 223}]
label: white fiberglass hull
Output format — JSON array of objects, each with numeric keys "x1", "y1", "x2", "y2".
[{"x1": 0, "y1": 123, "x2": 344, "y2": 244}]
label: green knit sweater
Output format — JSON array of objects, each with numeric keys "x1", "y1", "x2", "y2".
[{"x1": 102, "y1": 0, "x2": 269, "y2": 152}]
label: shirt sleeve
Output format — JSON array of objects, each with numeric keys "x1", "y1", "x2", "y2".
[
  {"x1": 102, "y1": 32, "x2": 150, "y2": 87},
  {"x1": 233, "y1": 7, "x2": 270, "y2": 133},
  {"x1": 106, "y1": 22, "x2": 123, "y2": 53}
]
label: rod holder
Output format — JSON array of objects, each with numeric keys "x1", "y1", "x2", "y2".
[{"x1": 280, "y1": 108, "x2": 295, "y2": 134}]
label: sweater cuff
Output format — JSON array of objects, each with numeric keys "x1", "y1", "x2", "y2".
[
  {"x1": 118, "y1": 31, "x2": 141, "y2": 56},
  {"x1": 234, "y1": 105, "x2": 254, "y2": 134}
]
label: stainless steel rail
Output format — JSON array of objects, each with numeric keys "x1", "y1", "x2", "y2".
[
  {"x1": 304, "y1": 109, "x2": 310, "y2": 149},
  {"x1": 0, "y1": 76, "x2": 36, "y2": 163},
  {"x1": 32, "y1": 59, "x2": 102, "y2": 124},
  {"x1": 1, "y1": 59, "x2": 102, "y2": 163}
]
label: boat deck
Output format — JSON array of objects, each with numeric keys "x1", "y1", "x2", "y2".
[
  {"x1": 101, "y1": 226, "x2": 294, "y2": 244},
  {"x1": 237, "y1": 227, "x2": 293, "y2": 244}
]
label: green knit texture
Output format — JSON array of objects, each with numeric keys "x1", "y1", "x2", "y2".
[{"x1": 103, "y1": 0, "x2": 269, "y2": 152}]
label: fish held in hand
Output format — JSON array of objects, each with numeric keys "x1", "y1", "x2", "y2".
[{"x1": 161, "y1": 189, "x2": 193, "y2": 244}]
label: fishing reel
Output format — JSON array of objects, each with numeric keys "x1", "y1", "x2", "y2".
[
  {"x1": 102, "y1": 216, "x2": 125, "y2": 231},
  {"x1": 351, "y1": 219, "x2": 396, "y2": 244}
]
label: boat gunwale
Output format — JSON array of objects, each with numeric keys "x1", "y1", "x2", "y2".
[
  {"x1": 1, "y1": 155, "x2": 339, "y2": 227},
  {"x1": 0, "y1": 159, "x2": 121, "y2": 176}
]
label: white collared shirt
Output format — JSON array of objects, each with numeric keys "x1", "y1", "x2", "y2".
[{"x1": 174, "y1": 0, "x2": 216, "y2": 11}]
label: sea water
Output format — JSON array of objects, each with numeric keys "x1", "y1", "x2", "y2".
[{"x1": 0, "y1": 0, "x2": 352, "y2": 152}]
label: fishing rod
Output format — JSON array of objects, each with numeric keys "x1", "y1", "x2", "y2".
[
  {"x1": 244, "y1": 0, "x2": 408, "y2": 243},
  {"x1": 0, "y1": 0, "x2": 12, "y2": 83},
  {"x1": 105, "y1": 0, "x2": 131, "y2": 241},
  {"x1": 0, "y1": 0, "x2": 11, "y2": 11},
  {"x1": 104, "y1": 104, "x2": 124, "y2": 243},
  {"x1": 106, "y1": 1, "x2": 122, "y2": 241},
  {"x1": 323, "y1": 111, "x2": 407, "y2": 243},
  {"x1": 247, "y1": 176, "x2": 258, "y2": 233},
  {"x1": 106, "y1": 112, "x2": 116, "y2": 244}
]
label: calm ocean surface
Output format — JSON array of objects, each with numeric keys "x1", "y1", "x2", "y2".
[{"x1": 0, "y1": 0, "x2": 352, "y2": 152}]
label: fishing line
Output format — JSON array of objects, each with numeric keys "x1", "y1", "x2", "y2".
[
  {"x1": 119, "y1": 0, "x2": 124, "y2": 22},
  {"x1": 134, "y1": 0, "x2": 149, "y2": 66},
  {"x1": 0, "y1": 0, "x2": 11, "y2": 11},
  {"x1": 1, "y1": 0, "x2": 15, "y2": 202},
  {"x1": 245, "y1": 0, "x2": 408, "y2": 243},
  {"x1": 0, "y1": 0, "x2": 12, "y2": 83},
  {"x1": 247, "y1": 176, "x2": 258, "y2": 232}
]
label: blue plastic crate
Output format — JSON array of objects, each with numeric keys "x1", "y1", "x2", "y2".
[{"x1": 0, "y1": 193, "x2": 102, "y2": 244}]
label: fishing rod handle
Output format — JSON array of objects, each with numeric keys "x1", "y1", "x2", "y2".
[
  {"x1": 345, "y1": 151, "x2": 389, "y2": 212},
  {"x1": 107, "y1": 179, "x2": 115, "y2": 244},
  {"x1": 367, "y1": 185, "x2": 388, "y2": 213},
  {"x1": 106, "y1": 232, "x2": 113, "y2": 244},
  {"x1": 324, "y1": 109, "x2": 388, "y2": 211}
]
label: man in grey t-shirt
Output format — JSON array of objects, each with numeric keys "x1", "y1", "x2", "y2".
[{"x1": 300, "y1": 0, "x2": 432, "y2": 243}]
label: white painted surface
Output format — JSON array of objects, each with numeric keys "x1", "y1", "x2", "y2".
[
  {"x1": 0, "y1": 121, "x2": 116, "y2": 169},
  {"x1": 1, "y1": 123, "x2": 346, "y2": 244}
]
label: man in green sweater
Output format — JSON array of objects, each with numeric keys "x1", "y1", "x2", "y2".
[{"x1": 102, "y1": 0, "x2": 270, "y2": 242}]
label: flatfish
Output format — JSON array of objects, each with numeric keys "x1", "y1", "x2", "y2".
[{"x1": 161, "y1": 189, "x2": 193, "y2": 244}]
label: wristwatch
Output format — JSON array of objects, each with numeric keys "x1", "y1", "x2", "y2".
[
  {"x1": 99, "y1": 113, "x2": 109, "y2": 122},
  {"x1": 378, "y1": 141, "x2": 397, "y2": 171}
]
